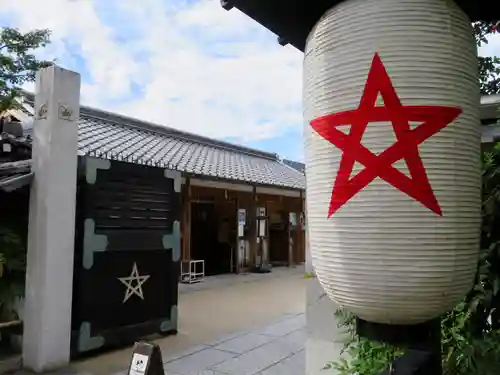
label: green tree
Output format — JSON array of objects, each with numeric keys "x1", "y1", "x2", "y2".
[
  {"x1": 0, "y1": 27, "x2": 51, "y2": 325},
  {"x1": 474, "y1": 21, "x2": 500, "y2": 95},
  {"x1": 0, "y1": 27, "x2": 52, "y2": 113}
]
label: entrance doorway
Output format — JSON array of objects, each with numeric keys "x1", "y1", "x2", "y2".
[
  {"x1": 190, "y1": 201, "x2": 236, "y2": 276},
  {"x1": 268, "y1": 211, "x2": 290, "y2": 266}
]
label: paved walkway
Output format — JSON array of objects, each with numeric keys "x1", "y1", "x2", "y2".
[
  {"x1": 177, "y1": 267, "x2": 304, "y2": 295},
  {"x1": 68, "y1": 266, "x2": 306, "y2": 375},
  {"x1": 162, "y1": 312, "x2": 305, "y2": 375}
]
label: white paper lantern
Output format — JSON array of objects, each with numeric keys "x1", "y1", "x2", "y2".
[{"x1": 304, "y1": 0, "x2": 481, "y2": 325}]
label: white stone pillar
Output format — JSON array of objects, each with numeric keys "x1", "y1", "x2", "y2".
[{"x1": 23, "y1": 66, "x2": 81, "y2": 372}]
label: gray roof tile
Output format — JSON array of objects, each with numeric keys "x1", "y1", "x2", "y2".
[
  {"x1": 283, "y1": 159, "x2": 305, "y2": 175},
  {"x1": 0, "y1": 171, "x2": 33, "y2": 192},
  {"x1": 0, "y1": 159, "x2": 33, "y2": 192},
  {"x1": 20, "y1": 93, "x2": 305, "y2": 190}
]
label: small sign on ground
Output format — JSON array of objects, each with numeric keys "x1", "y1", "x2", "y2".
[{"x1": 128, "y1": 341, "x2": 166, "y2": 375}]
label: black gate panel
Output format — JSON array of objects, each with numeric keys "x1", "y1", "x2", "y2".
[{"x1": 71, "y1": 156, "x2": 181, "y2": 355}]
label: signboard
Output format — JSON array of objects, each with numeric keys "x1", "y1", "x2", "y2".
[
  {"x1": 128, "y1": 341, "x2": 165, "y2": 375},
  {"x1": 256, "y1": 207, "x2": 266, "y2": 237},
  {"x1": 129, "y1": 353, "x2": 149, "y2": 375},
  {"x1": 238, "y1": 209, "x2": 246, "y2": 237}
]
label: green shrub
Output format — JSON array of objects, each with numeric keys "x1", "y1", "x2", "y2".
[{"x1": 0, "y1": 225, "x2": 26, "y2": 322}]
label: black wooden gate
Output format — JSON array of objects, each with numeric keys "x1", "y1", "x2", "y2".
[{"x1": 71, "y1": 156, "x2": 181, "y2": 355}]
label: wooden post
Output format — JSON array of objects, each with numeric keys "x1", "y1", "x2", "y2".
[
  {"x1": 298, "y1": 191, "x2": 305, "y2": 263},
  {"x1": 235, "y1": 196, "x2": 241, "y2": 274},
  {"x1": 285, "y1": 197, "x2": 293, "y2": 267},
  {"x1": 249, "y1": 186, "x2": 257, "y2": 267}
]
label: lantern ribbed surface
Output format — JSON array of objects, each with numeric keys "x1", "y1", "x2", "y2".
[{"x1": 304, "y1": 0, "x2": 481, "y2": 324}]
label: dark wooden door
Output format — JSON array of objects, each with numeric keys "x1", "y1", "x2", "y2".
[{"x1": 72, "y1": 157, "x2": 181, "y2": 356}]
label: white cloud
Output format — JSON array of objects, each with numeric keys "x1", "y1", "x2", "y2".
[
  {"x1": 1, "y1": 0, "x2": 499, "y2": 151},
  {"x1": 3, "y1": 0, "x2": 142, "y2": 98},
  {"x1": 0, "y1": 0, "x2": 303, "y2": 144}
]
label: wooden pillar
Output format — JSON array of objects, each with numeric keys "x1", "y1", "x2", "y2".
[
  {"x1": 287, "y1": 198, "x2": 293, "y2": 268},
  {"x1": 181, "y1": 177, "x2": 191, "y2": 261},
  {"x1": 234, "y1": 196, "x2": 240, "y2": 274},
  {"x1": 249, "y1": 186, "x2": 257, "y2": 266},
  {"x1": 298, "y1": 191, "x2": 305, "y2": 263}
]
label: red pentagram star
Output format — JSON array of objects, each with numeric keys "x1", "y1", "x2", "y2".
[{"x1": 310, "y1": 53, "x2": 462, "y2": 218}]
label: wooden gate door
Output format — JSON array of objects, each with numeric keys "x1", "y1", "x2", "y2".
[{"x1": 71, "y1": 156, "x2": 182, "y2": 356}]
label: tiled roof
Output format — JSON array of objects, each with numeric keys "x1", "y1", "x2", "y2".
[
  {"x1": 0, "y1": 171, "x2": 34, "y2": 192},
  {"x1": 0, "y1": 159, "x2": 33, "y2": 192},
  {"x1": 0, "y1": 130, "x2": 33, "y2": 192},
  {"x1": 19, "y1": 93, "x2": 306, "y2": 190},
  {"x1": 283, "y1": 159, "x2": 305, "y2": 174},
  {"x1": 481, "y1": 94, "x2": 500, "y2": 124}
]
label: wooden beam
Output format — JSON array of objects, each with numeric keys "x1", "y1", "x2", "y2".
[
  {"x1": 256, "y1": 186, "x2": 302, "y2": 197},
  {"x1": 0, "y1": 320, "x2": 22, "y2": 329},
  {"x1": 222, "y1": 0, "x2": 495, "y2": 52},
  {"x1": 190, "y1": 178, "x2": 253, "y2": 193}
]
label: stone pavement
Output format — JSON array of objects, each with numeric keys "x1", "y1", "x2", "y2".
[
  {"x1": 177, "y1": 267, "x2": 305, "y2": 295},
  {"x1": 68, "y1": 267, "x2": 305, "y2": 375},
  {"x1": 6, "y1": 268, "x2": 306, "y2": 375},
  {"x1": 161, "y1": 312, "x2": 305, "y2": 375}
]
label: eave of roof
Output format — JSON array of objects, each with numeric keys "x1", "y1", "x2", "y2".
[
  {"x1": 0, "y1": 172, "x2": 34, "y2": 192},
  {"x1": 0, "y1": 159, "x2": 33, "y2": 192},
  {"x1": 283, "y1": 159, "x2": 306, "y2": 174},
  {"x1": 222, "y1": 0, "x2": 498, "y2": 52},
  {"x1": 481, "y1": 94, "x2": 500, "y2": 123}
]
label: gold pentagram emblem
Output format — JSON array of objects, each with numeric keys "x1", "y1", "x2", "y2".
[{"x1": 117, "y1": 262, "x2": 150, "y2": 303}]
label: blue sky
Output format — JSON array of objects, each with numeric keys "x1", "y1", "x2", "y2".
[{"x1": 1, "y1": 0, "x2": 499, "y2": 162}]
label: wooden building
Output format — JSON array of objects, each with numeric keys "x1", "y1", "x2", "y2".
[
  {"x1": 184, "y1": 175, "x2": 306, "y2": 275},
  {"x1": 4, "y1": 92, "x2": 307, "y2": 277},
  {"x1": 481, "y1": 94, "x2": 500, "y2": 149}
]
